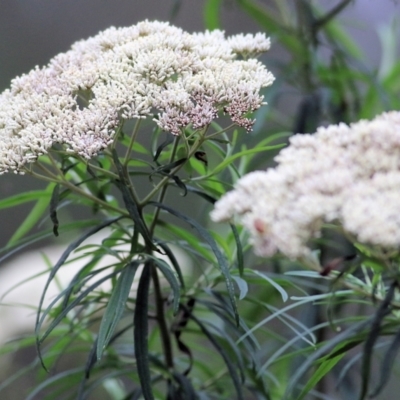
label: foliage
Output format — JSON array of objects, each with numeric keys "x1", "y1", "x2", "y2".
[{"x1": 0, "y1": 1, "x2": 400, "y2": 400}]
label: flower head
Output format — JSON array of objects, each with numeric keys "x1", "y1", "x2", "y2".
[
  {"x1": 0, "y1": 21, "x2": 274, "y2": 174},
  {"x1": 211, "y1": 111, "x2": 400, "y2": 259}
]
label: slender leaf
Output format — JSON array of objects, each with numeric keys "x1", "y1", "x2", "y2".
[
  {"x1": 252, "y1": 270, "x2": 288, "y2": 302},
  {"x1": 297, "y1": 354, "x2": 345, "y2": 400},
  {"x1": 97, "y1": 260, "x2": 140, "y2": 360},
  {"x1": 7, "y1": 182, "x2": 56, "y2": 246},
  {"x1": 230, "y1": 223, "x2": 244, "y2": 276},
  {"x1": 134, "y1": 263, "x2": 154, "y2": 400},
  {"x1": 284, "y1": 316, "x2": 374, "y2": 399},
  {"x1": 0, "y1": 190, "x2": 51, "y2": 210},
  {"x1": 145, "y1": 254, "x2": 181, "y2": 314},
  {"x1": 359, "y1": 282, "x2": 396, "y2": 400},
  {"x1": 155, "y1": 240, "x2": 185, "y2": 289},
  {"x1": 206, "y1": 144, "x2": 283, "y2": 177},
  {"x1": 232, "y1": 275, "x2": 248, "y2": 300},
  {"x1": 188, "y1": 312, "x2": 244, "y2": 400},
  {"x1": 204, "y1": 0, "x2": 222, "y2": 30},
  {"x1": 149, "y1": 202, "x2": 239, "y2": 325},
  {"x1": 112, "y1": 149, "x2": 156, "y2": 251}
]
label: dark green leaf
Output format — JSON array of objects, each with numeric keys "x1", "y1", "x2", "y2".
[
  {"x1": 153, "y1": 134, "x2": 174, "y2": 162},
  {"x1": 204, "y1": 0, "x2": 222, "y2": 30},
  {"x1": 146, "y1": 254, "x2": 181, "y2": 314},
  {"x1": 134, "y1": 263, "x2": 154, "y2": 400},
  {"x1": 284, "y1": 316, "x2": 374, "y2": 400},
  {"x1": 155, "y1": 240, "x2": 185, "y2": 289},
  {"x1": 112, "y1": 149, "x2": 156, "y2": 251},
  {"x1": 371, "y1": 327, "x2": 400, "y2": 397},
  {"x1": 149, "y1": 202, "x2": 239, "y2": 325},
  {"x1": 97, "y1": 260, "x2": 140, "y2": 360},
  {"x1": 359, "y1": 282, "x2": 396, "y2": 400},
  {"x1": 188, "y1": 312, "x2": 244, "y2": 400},
  {"x1": 230, "y1": 224, "x2": 244, "y2": 276}
]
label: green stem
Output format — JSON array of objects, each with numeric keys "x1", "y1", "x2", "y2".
[
  {"x1": 124, "y1": 119, "x2": 142, "y2": 166},
  {"x1": 28, "y1": 166, "x2": 129, "y2": 217},
  {"x1": 141, "y1": 131, "x2": 206, "y2": 205},
  {"x1": 204, "y1": 123, "x2": 236, "y2": 140},
  {"x1": 146, "y1": 136, "x2": 181, "y2": 371}
]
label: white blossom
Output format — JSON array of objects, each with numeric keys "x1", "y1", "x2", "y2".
[
  {"x1": 0, "y1": 21, "x2": 274, "y2": 174},
  {"x1": 211, "y1": 111, "x2": 400, "y2": 259}
]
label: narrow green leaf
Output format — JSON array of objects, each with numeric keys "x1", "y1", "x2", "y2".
[
  {"x1": 284, "y1": 316, "x2": 374, "y2": 400},
  {"x1": 96, "y1": 260, "x2": 140, "y2": 360},
  {"x1": 153, "y1": 134, "x2": 173, "y2": 162},
  {"x1": 35, "y1": 217, "x2": 123, "y2": 368},
  {"x1": 207, "y1": 144, "x2": 283, "y2": 178},
  {"x1": 204, "y1": 0, "x2": 222, "y2": 30},
  {"x1": 172, "y1": 372, "x2": 198, "y2": 399},
  {"x1": 237, "y1": 0, "x2": 304, "y2": 56},
  {"x1": 0, "y1": 190, "x2": 51, "y2": 210},
  {"x1": 253, "y1": 270, "x2": 288, "y2": 302},
  {"x1": 155, "y1": 240, "x2": 185, "y2": 289},
  {"x1": 7, "y1": 183, "x2": 56, "y2": 246},
  {"x1": 359, "y1": 282, "x2": 396, "y2": 400},
  {"x1": 231, "y1": 275, "x2": 248, "y2": 300},
  {"x1": 297, "y1": 354, "x2": 345, "y2": 400},
  {"x1": 146, "y1": 254, "x2": 181, "y2": 314},
  {"x1": 189, "y1": 312, "x2": 244, "y2": 400},
  {"x1": 230, "y1": 223, "x2": 244, "y2": 276},
  {"x1": 112, "y1": 150, "x2": 156, "y2": 251},
  {"x1": 26, "y1": 367, "x2": 84, "y2": 400},
  {"x1": 134, "y1": 263, "x2": 154, "y2": 400},
  {"x1": 149, "y1": 202, "x2": 239, "y2": 325},
  {"x1": 369, "y1": 327, "x2": 400, "y2": 397},
  {"x1": 38, "y1": 269, "x2": 118, "y2": 345}
]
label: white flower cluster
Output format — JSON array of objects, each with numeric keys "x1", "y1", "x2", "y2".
[
  {"x1": 0, "y1": 21, "x2": 274, "y2": 174},
  {"x1": 211, "y1": 111, "x2": 400, "y2": 259}
]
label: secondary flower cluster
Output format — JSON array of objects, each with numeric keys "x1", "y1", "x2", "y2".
[
  {"x1": 0, "y1": 21, "x2": 274, "y2": 174},
  {"x1": 211, "y1": 111, "x2": 400, "y2": 259}
]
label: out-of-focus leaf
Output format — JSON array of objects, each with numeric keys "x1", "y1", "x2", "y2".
[
  {"x1": 284, "y1": 315, "x2": 374, "y2": 400},
  {"x1": 204, "y1": 0, "x2": 222, "y2": 30},
  {"x1": 297, "y1": 353, "x2": 345, "y2": 400},
  {"x1": 369, "y1": 327, "x2": 400, "y2": 397},
  {"x1": 0, "y1": 190, "x2": 51, "y2": 210},
  {"x1": 7, "y1": 182, "x2": 56, "y2": 247},
  {"x1": 237, "y1": 0, "x2": 304, "y2": 56},
  {"x1": 230, "y1": 224, "x2": 244, "y2": 276},
  {"x1": 189, "y1": 312, "x2": 244, "y2": 400},
  {"x1": 206, "y1": 144, "x2": 283, "y2": 177},
  {"x1": 252, "y1": 270, "x2": 288, "y2": 302},
  {"x1": 232, "y1": 275, "x2": 248, "y2": 300},
  {"x1": 323, "y1": 13, "x2": 364, "y2": 60}
]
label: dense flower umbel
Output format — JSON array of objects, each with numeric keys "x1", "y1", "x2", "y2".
[
  {"x1": 0, "y1": 21, "x2": 274, "y2": 174},
  {"x1": 211, "y1": 111, "x2": 400, "y2": 259}
]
